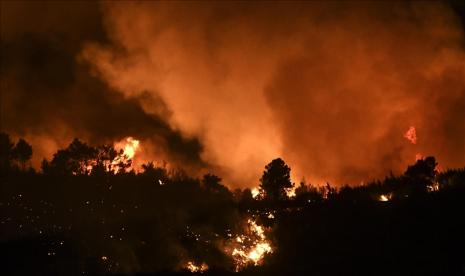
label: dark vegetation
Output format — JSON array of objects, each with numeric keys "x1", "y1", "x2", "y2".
[{"x1": 1, "y1": 132, "x2": 465, "y2": 275}]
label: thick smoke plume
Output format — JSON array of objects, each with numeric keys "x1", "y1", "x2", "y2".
[
  {"x1": 82, "y1": 2, "x2": 465, "y2": 186},
  {"x1": 1, "y1": 2, "x2": 205, "y2": 173},
  {"x1": 2, "y1": 2, "x2": 465, "y2": 187}
]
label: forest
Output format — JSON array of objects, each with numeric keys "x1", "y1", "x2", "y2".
[{"x1": 1, "y1": 132, "x2": 465, "y2": 275}]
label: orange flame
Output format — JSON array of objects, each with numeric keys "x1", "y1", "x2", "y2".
[
  {"x1": 404, "y1": 126, "x2": 417, "y2": 144},
  {"x1": 184, "y1": 261, "x2": 208, "y2": 273},
  {"x1": 251, "y1": 188, "x2": 260, "y2": 199},
  {"x1": 229, "y1": 218, "x2": 273, "y2": 271},
  {"x1": 111, "y1": 137, "x2": 140, "y2": 172},
  {"x1": 115, "y1": 137, "x2": 139, "y2": 159}
]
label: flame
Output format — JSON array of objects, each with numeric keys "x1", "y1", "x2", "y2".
[
  {"x1": 229, "y1": 218, "x2": 273, "y2": 271},
  {"x1": 111, "y1": 137, "x2": 140, "y2": 172},
  {"x1": 404, "y1": 126, "x2": 417, "y2": 144},
  {"x1": 379, "y1": 194, "x2": 391, "y2": 202},
  {"x1": 116, "y1": 137, "x2": 140, "y2": 159},
  {"x1": 286, "y1": 187, "x2": 296, "y2": 198},
  {"x1": 185, "y1": 261, "x2": 208, "y2": 273},
  {"x1": 427, "y1": 182, "x2": 440, "y2": 193},
  {"x1": 251, "y1": 188, "x2": 260, "y2": 199}
]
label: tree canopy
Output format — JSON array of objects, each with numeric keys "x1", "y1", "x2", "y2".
[{"x1": 259, "y1": 158, "x2": 294, "y2": 201}]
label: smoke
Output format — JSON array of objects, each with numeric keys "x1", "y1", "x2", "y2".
[
  {"x1": 78, "y1": 2, "x2": 465, "y2": 186},
  {"x1": 0, "y1": 1, "x2": 205, "y2": 172},
  {"x1": 264, "y1": 3, "x2": 465, "y2": 184},
  {"x1": 2, "y1": 2, "x2": 465, "y2": 187}
]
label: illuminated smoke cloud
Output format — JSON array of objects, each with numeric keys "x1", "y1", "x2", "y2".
[
  {"x1": 1, "y1": 2, "x2": 205, "y2": 173},
  {"x1": 2, "y1": 2, "x2": 465, "y2": 187},
  {"x1": 82, "y1": 2, "x2": 465, "y2": 186}
]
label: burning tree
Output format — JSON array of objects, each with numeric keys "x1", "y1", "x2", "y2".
[{"x1": 41, "y1": 137, "x2": 139, "y2": 175}]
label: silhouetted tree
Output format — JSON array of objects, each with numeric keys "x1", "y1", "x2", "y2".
[
  {"x1": 295, "y1": 181, "x2": 308, "y2": 196},
  {"x1": 405, "y1": 156, "x2": 437, "y2": 180},
  {"x1": 141, "y1": 162, "x2": 168, "y2": 183},
  {"x1": 12, "y1": 138, "x2": 32, "y2": 170},
  {"x1": 202, "y1": 174, "x2": 230, "y2": 196},
  {"x1": 0, "y1": 132, "x2": 14, "y2": 173},
  {"x1": 403, "y1": 156, "x2": 438, "y2": 194},
  {"x1": 91, "y1": 145, "x2": 118, "y2": 175},
  {"x1": 42, "y1": 139, "x2": 97, "y2": 175},
  {"x1": 259, "y1": 158, "x2": 294, "y2": 201},
  {"x1": 295, "y1": 181, "x2": 323, "y2": 204}
]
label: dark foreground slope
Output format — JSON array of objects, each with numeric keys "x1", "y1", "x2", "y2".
[
  {"x1": 1, "y1": 135, "x2": 464, "y2": 276},
  {"x1": 2, "y1": 177, "x2": 464, "y2": 276}
]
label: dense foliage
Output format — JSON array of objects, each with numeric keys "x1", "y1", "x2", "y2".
[{"x1": 1, "y1": 132, "x2": 464, "y2": 275}]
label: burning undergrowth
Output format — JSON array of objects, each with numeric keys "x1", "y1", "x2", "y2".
[
  {"x1": 181, "y1": 215, "x2": 274, "y2": 273},
  {"x1": 2, "y1": 132, "x2": 465, "y2": 275}
]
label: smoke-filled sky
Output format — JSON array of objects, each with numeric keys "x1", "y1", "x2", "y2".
[{"x1": 2, "y1": 1, "x2": 465, "y2": 187}]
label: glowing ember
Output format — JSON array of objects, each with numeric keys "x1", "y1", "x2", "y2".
[
  {"x1": 185, "y1": 261, "x2": 208, "y2": 273},
  {"x1": 286, "y1": 187, "x2": 296, "y2": 198},
  {"x1": 415, "y1": 153, "x2": 424, "y2": 161},
  {"x1": 427, "y1": 182, "x2": 440, "y2": 193},
  {"x1": 229, "y1": 218, "x2": 273, "y2": 271},
  {"x1": 404, "y1": 126, "x2": 417, "y2": 144},
  {"x1": 379, "y1": 194, "x2": 391, "y2": 202},
  {"x1": 251, "y1": 188, "x2": 260, "y2": 199}
]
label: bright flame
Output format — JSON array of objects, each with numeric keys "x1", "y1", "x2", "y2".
[
  {"x1": 286, "y1": 187, "x2": 296, "y2": 198},
  {"x1": 427, "y1": 182, "x2": 440, "y2": 193},
  {"x1": 404, "y1": 126, "x2": 417, "y2": 144},
  {"x1": 379, "y1": 194, "x2": 391, "y2": 202},
  {"x1": 118, "y1": 137, "x2": 140, "y2": 159},
  {"x1": 229, "y1": 218, "x2": 273, "y2": 271},
  {"x1": 251, "y1": 188, "x2": 260, "y2": 199},
  {"x1": 185, "y1": 261, "x2": 208, "y2": 273},
  {"x1": 111, "y1": 137, "x2": 140, "y2": 172}
]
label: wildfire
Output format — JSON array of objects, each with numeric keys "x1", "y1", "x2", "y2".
[
  {"x1": 115, "y1": 137, "x2": 140, "y2": 159},
  {"x1": 286, "y1": 187, "x2": 296, "y2": 198},
  {"x1": 427, "y1": 182, "x2": 440, "y2": 193},
  {"x1": 111, "y1": 137, "x2": 140, "y2": 172},
  {"x1": 185, "y1": 261, "x2": 208, "y2": 273},
  {"x1": 379, "y1": 194, "x2": 391, "y2": 202},
  {"x1": 251, "y1": 188, "x2": 260, "y2": 199},
  {"x1": 404, "y1": 126, "x2": 417, "y2": 144},
  {"x1": 229, "y1": 218, "x2": 273, "y2": 271}
]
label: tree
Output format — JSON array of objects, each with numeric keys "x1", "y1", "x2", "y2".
[
  {"x1": 12, "y1": 138, "x2": 33, "y2": 170},
  {"x1": 202, "y1": 174, "x2": 230, "y2": 196},
  {"x1": 42, "y1": 139, "x2": 97, "y2": 175},
  {"x1": 259, "y1": 158, "x2": 294, "y2": 201},
  {"x1": 404, "y1": 156, "x2": 438, "y2": 194},
  {"x1": 405, "y1": 156, "x2": 437, "y2": 180},
  {"x1": 0, "y1": 132, "x2": 14, "y2": 173},
  {"x1": 141, "y1": 162, "x2": 168, "y2": 183}
]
